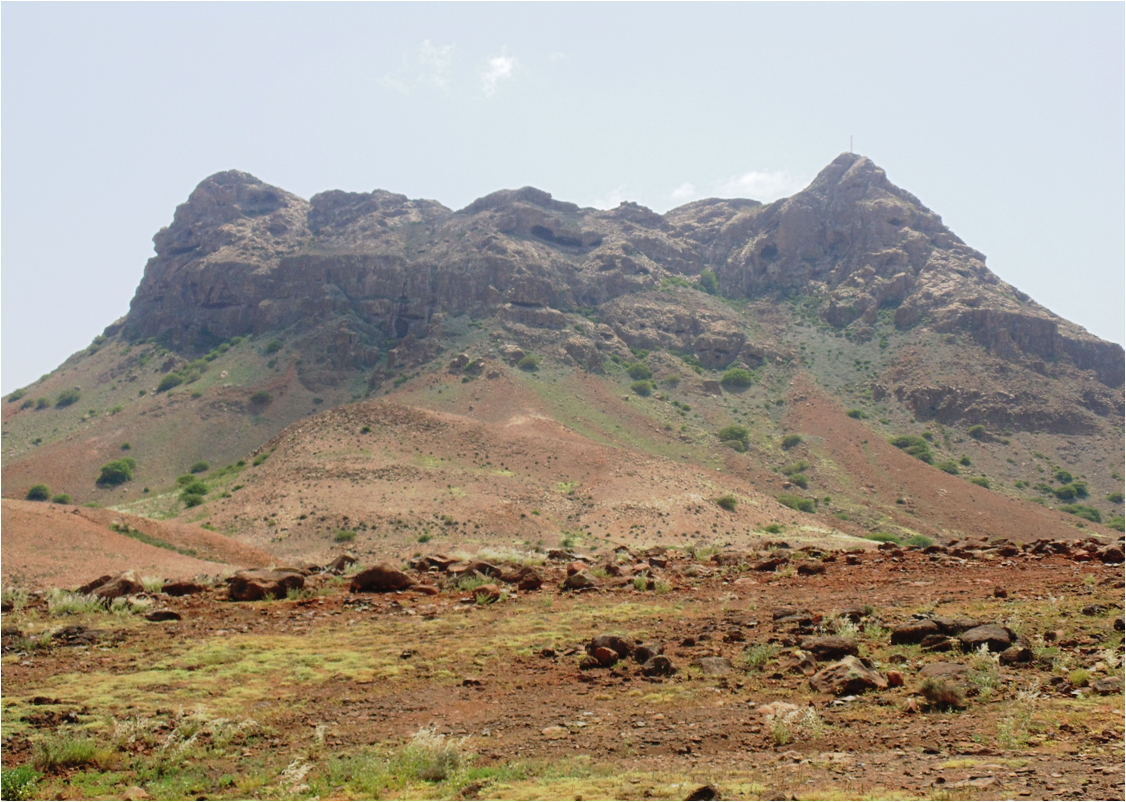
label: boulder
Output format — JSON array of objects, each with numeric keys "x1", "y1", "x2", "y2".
[
  {"x1": 473, "y1": 584, "x2": 501, "y2": 603},
  {"x1": 593, "y1": 647, "x2": 618, "y2": 667},
  {"x1": 145, "y1": 609, "x2": 182, "y2": 622},
  {"x1": 325, "y1": 554, "x2": 358, "y2": 574},
  {"x1": 163, "y1": 580, "x2": 206, "y2": 597},
  {"x1": 695, "y1": 656, "x2": 733, "y2": 677},
  {"x1": 1097, "y1": 546, "x2": 1124, "y2": 565},
  {"x1": 809, "y1": 655, "x2": 888, "y2": 696},
  {"x1": 796, "y1": 561, "x2": 826, "y2": 576},
  {"x1": 1090, "y1": 676, "x2": 1123, "y2": 695},
  {"x1": 501, "y1": 565, "x2": 543, "y2": 590},
  {"x1": 561, "y1": 571, "x2": 596, "y2": 591},
  {"x1": 775, "y1": 652, "x2": 818, "y2": 677},
  {"x1": 587, "y1": 634, "x2": 635, "y2": 660},
  {"x1": 349, "y1": 564, "x2": 415, "y2": 593},
  {"x1": 227, "y1": 569, "x2": 304, "y2": 602},
  {"x1": 800, "y1": 636, "x2": 859, "y2": 661},
  {"x1": 92, "y1": 571, "x2": 144, "y2": 600},
  {"x1": 999, "y1": 646, "x2": 1033, "y2": 665},
  {"x1": 959, "y1": 623, "x2": 1012, "y2": 653},
  {"x1": 77, "y1": 575, "x2": 114, "y2": 595},
  {"x1": 641, "y1": 655, "x2": 677, "y2": 676},
  {"x1": 890, "y1": 620, "x2": 940, "y2": 645}
]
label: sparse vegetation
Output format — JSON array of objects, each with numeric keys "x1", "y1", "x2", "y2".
[
  {"x1": 968, "y1": 476, "x2": 990, "y2": 488},
  {"x1": 777, "y1": 494, "x2": 815, "y2": 513},
  {"x1": 717, "y1": 424, "x2": 750, "y2": 451},
  {"x1": 156, "y1": 373, "x2": 184, "y2": 393},
  {"x1": 781, "y1": 434, "x2": 803, "y2": 450},
  {"x1": 846, "y1": 409, "x2": 867, "y2": 419},
  {"x1": 335, "y1": 530, "x2": 357, "y2": 543},
  {"x1": 867, "y1": 532, "x2": 901, "y2": 544},
  {"x1": 967, "y1": 424, "x2": 986, "y2": 441},
  {"x1": 626, "y1": 362, "x2": 652, "y2": 381},
  {"x1": 0, "y1": 765, "x2": 40, "y2": 800},
  {"x1": 51, "y1": 493, "x2": 72, "y2": 504},
  {"x1": 249, "y1": 390, "x2": 273, "y2": 406},
  {"x1": 935, "y1": 459, "x2": 960, "y2": 475},
  {"x1": 1059, "y1": 504, "x2": 1101, "y2": 523},
  {"x1": 720, "y1": 367, "x2": 754, "y2": 389},
  {"x1": 630, "y1": 380, "x2": 653, "y2": 397},
  {"x1": 890, "y1": 434, "x2": 933, "y2": 463},
  {"x1": 715, "y1": 494, "x2": 738, "y2": 511},
  {"x1": 190, "y1": 461, "x2": 210, "y2": 474}
]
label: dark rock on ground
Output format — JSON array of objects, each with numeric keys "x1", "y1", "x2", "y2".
[
  {"x1": 810, "y1": 655, "x2": 888, "y2": 695},
  {"x1": 163, "y1": 580, "x2": 206, "y2": 597},
  {"x1": 891, "y1": 620, "x2": 940, "y2": 645},
  {"x1": 959, "y1": 623, "x2": 1013, "y2": 653},
  {"x1": 349, "y1": 564, "x2": 415, "y2": 593},
  {"x1": 800, "y1": 636, "x2": 858, "y2": 661},
  {"x1": 228, "y1": 569, "x2": 305, "y2": 601}
]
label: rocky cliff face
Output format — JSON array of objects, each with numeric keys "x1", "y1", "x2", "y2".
[{"x1": 120, "y1": 154, "x2": 1123, "y2": 391}]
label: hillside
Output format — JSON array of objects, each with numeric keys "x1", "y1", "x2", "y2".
[{"x1": 2, "y1": 153, "x2": 1122, "y2": 558}]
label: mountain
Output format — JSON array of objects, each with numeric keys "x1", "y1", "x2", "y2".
[{"x1": 3, "y1": 153, "x2": 1123, "y2": 579}]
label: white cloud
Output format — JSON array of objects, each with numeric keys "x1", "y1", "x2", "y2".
[
  {"x1": 717, "y1": 170, "x2": 805, "y2": 201},
  {"x1": 481, "y1": 51, "x2": 517, "y2": 97},
  {"x1": 670, "y1": 182, "x2": 699, "y2": 203},
  {"x1": 590, "y1": 185, "x2": 629, "y2": 210},
  {"x1": 380, "y1": 39, "x2": 454, "y2": 94}
]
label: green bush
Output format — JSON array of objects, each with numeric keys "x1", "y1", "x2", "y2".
[
  {"x1": 787, "y1": 473, "x2": 810, "y2": 489},
  {"x1": 959, "y1": 455, "x2": 972, "y2": 466},
  {"x1": 25, "y1": 484, "x2": 50, "y2": 502},
  {"x1": 846, "y1": 409, "x2": 867, "y2": 419},
  {"x1": 1054, "y1": 482, "x2": 1088, "y2": 501},
  {"x1": 762, "y1": 524, "x2": 784, "y2": 535},
  {"x1": 157, "y1": 373, "x2": 184, "y2": 393},
  {"x1": 721, "y1": 439, "x2": 746, "y2": 453},
  {"x1": 1, "y1": 765, "x2": 41, "y2": 801},
  {"x1": 7, "y1": 389, "x2": 27, "y2": 403},
  {"x1": 1107, "y1": 491, "x2": 1124, "y2": 503},
  {"x1": 781, "y1": 460, "x2": 809, "y2": 476},
  {"x1": 249, "y1": 390, "x2": 273, "y2": 405},
  {"x1": 335, "y1": 530, "x2": 357, "y2": 543},
  {"x1": 265, "y1": 339, "x2": 283, "y2": 354},
  {"x1": 176, "y1": 474, "x2": 196, "y2": 486},
  {"x1": 778, "y1": 494, "x2": 816, "y2": 513},
  {"x1": 889, "y1": 434, "x2": 933, "y2": 463},
  {"x1": 967, "y1": 425, "x2": 986, "y2": 441},
  {"x1": 96, "y1": 458, "x2": 136, "y2": 487},
  {"x1": 630, "y1": 380, "x2": 653, "y2": 397},
  {"x1": 1108, "y1": 515, "x2": 1125, "y2": 532},
  {"x1": 905, "y1": 534, "x2": 935, "y2": 548},
  {"x1": 968, "y1": 476, "x2": 991, "y2": 489},
  {"x1": 35, "y1": 398, "x2": 50, "y2": 410},
  {"x1": 51, "y1": 493, "x2": 71, "y2": 505},
  {"x1": 516, "y1": 355, "x2": 539, "y2": 372},
  {"x1": 935, "y1": 460, "x2": 960, "y2": 475},
  {"x1": 180, "y1": 479, "x2": 208, "y2": 496},
  {"x1": 1053, "y1": 469, "x2": 1073, "y2": 484},
  {"x1": 720, "y1": 368, "x2": 754, "y2": 389},
  {"x1": 181, "y1": 493, "x2": 205, "y2": 508},
  {"x1": 867, "y1": 532, "x2": 902, "y2": 544},
  {"x1": 626, "y1": 362, "x2": 652, "y2": 381},
  {"x1": 715, "y1": 494, "x2": 738, "y2": 511},
  {"x1": 717, "y1": 425, "x2": 750, "y2": 449},
  {"x1": 1059, "y1": 504, "x2": 1101, "y2": 523},
  {"x1": 781, "y1": 434, "x2": 803, "y2": 450},
  {"x1": 189, "y1": 461, "x2": 210, "y2": 474},
  {"x1": 697, "y1": 269, "x2": 720, "y2": 295},
  {"x1": 252, "y1": 452, "x2": 270, "y2": 467},
  {"x1": 55, "y1": 388, "x2": 81, "y2": 408},
  {"x1": 20, "y1": 398, "x2": 35, "y2": 410}
]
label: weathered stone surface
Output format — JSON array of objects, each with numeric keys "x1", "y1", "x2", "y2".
[
  {"x1": 349, "y1": 564, "x2": 414, "y2": 593},
  {"x1": 227, "y1": 569, "x2": 304, "y2": 602},
  {"x1": 959, "y1": 624, "x2": 1013, "y2": 653},
  {"x1": 561, "y1": 571, "x2": 596, "y2": 591},
  {"x1": 809, "y1": 655, "x2": 888, "y2": 696},
  {"x1": 891, "y1": 620, "x2": 940, "y2": 645},
  {"x1": 800, "y1": 636, "x2": 859, "y2": 661},
  {"x1": 587, "y1": 634, "x2": 635, "y2": 660},
  {"x1": 91, "y1": 571, "x2": 144, "y2": 600},
  {"x1": 162, "y1": 580, "x2": 206, "y2": 597}
]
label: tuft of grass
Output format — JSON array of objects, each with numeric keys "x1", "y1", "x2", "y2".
[
  {"x1": 715, "y1": 494, "x2": 738, "y2": 511},
  {"x1": 517, "y1": 355, "x2": 539, "y2": 372},
  {"x1": 867, "y1": 532, "x2": 902, "y2": 544},
  {"x1": 904, "y1": 534, "x2": 934, "y2": 548},
  {"x1": 142, "y1": 576, "x2": 165, "y2": 594},
  {"x1": 1, "y1": 766, "x2": 41, "y2": 801},
  {"x1": 781, "y1": 433, "x2": 803, "y2": 450},
  {"x1": 743, "y1": 643, "x2": 778, "y2": 670},
  {"x1": 777, "y1": 494, "x2": 816, "y2": 513},
  {"x1": 335, "y1": 530, "x2": 357, "y2": 543},
  {"x1": 32, "y1": 733, "x2": 115, "y2": 773}
]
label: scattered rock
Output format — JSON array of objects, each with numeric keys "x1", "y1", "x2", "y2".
[
  {"x1": 642, "y1": 655, "x2": 676, "y2": 676},
  {"x1": 541, "y1": 725, "x2": 570, "y2": 740},
  {"x1": 227, "y1": 569, "x2": 305, "y2": 602},
  {"x1": 776, "y1": 652, "x2": 818, "y2": 677},
  {"x1": 162, "y1": 580, "x2": 206, "y2": 597},
  {"x1": 325, "y1": 553, "x2": 358, "y2": 574},
  {"x1": 800, "y1": 636, "x2": 858, "y2": 661},
  {"x1": 566, "y1": 561, "x2": 590, "y2": 576},
  {"x1": 91, "y1": 571, "x2": 144, "y2": 600},
  {"x1": 76, "y1": 574, "x2": 114, "y2": 595},
  {"x1": 891, "y1": 620, "x2": 940, "y2": 645},
  {"x1": 809, "y1": 655, "x2": 888, "y2": 696},
  {"x1": 1090, "y1": 676, "x2": 1123, "y2": 695},
  {"x1": 695, "y1": 656, "x2": 733, "y2": 677},
  {"x1": 958, "y1": 623, "x2": 1012, "y2": 653},
  {"x1": 588, "y1": 634, "x2": 635, "y2": 660},
  {"x1": 634, "y1": 646, "x2": 654, "y2": 664},
  {"x1": 686, "y1": 785, "x2": 719, "y2": 801},
  {"x1": 561, "y1": 571, "x2": 597, "y2": 591},
  {"x1": 144, "y1": 609, "x2": 181, "y2": 622},
  {"x1": 796, "y1": 561, "x2": 826, "y2": 576},
  {"x1": 593, "y1": 647, "x2": 619, "y2": 667},
  {"x1": 999, "y1": 646, "x2": 1033, "y2": 665},
  {"x1": 473, "y1": 584, "x2": 502, "y2": 603},
  {"x1": 993, "y1": 586, "x2": 1008, "y2": 599},
  {"x1": 753, "y1": 557, "x2": 787, "y2": 572},
  {"x1": 349, "y1": 564, "x2": 415, "y2": 593}
]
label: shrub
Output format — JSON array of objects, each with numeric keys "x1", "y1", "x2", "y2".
[
  {"x1": 96, "y1": 458, "x2": 136, "y2": 487},
  {"x1": 181, "y1": 493, "x2": 205, "y2": 508},
  {"x1": 721, "y1": 439, "x2": 747, "y2": 453},
  {"x1": 846, "y1": 409, "x2": 867, "y2": 419},
  {"x1": 516, "y1": 355, "x2": 539, "y2": 371},
  {"x1": 905, "y1": 534, "x2": 934, "y2": 548},
  {"x1": 1054, "y1": 482, "x2": 1088, "y2": 500},
  {"x1": 1108, "y1": 515, "x2": 1125, "y2": 532},
  {"x1": 889, "y1": 434, "x2": 933, "y2": 463},
  {"x1": 715, "y1": 494, "x2": 738, "y2": 511},
  {"x1": 120, "y1": 442, "x2": 131, "y2": 450},
  {"x1": 265, "y1": 339, "x2": 283, "y2": 354},
  {"x1": 787, "y1": 473, "x2": 810, "y2": 489},
  {"x1": 55, "y1": 388, "x2": 81, "y2": 408},
  {"x1": 180, "y1": 479, "x2": 208, "y2": 497},
  {"x1": 968, "y1": 476, "x2": 990, "y2": 488},
  {"x1": 32, "y1": 733, "x2": 113, "y2": 772},
  {"x1": 762, "y1": 523, "x2": 784, "y2": 534},
  {"x1": 717, "y1": 425, "x2": 750, "y2": 449},
  {"x1": 189, "y1": 461, "x2": 210, "y2": 474},
  {"x1": 1107, "y1": 491, "x2": 1124, "y2": 503},
  {"x1": 249, "y1": 390, "x2": 273, "y2": 406},
  {"x1": 867, "y1": 532, "x2": 902, "y2": 544},
  {"x1": 156, "y1": 373, "x2": 183, "y2": 392},
  {"x1": 1, "y1": 765, "x2": 41, "y2": 800},
  {"x1": 778, "y1": 494, "x2": 816, "y2": 513},
  {"x1": 252, "y1": 452, "x2": 270, "y2": 467},
  {"x1": 696, "y1": 268, "x2": 719, "y2": 295},
  {"x1": 1059, "y1": 504, "x2": 1101, "y2": 523},
  {"x1": 967, "y1": 425, "x2": 986, "y2": 441},
  {"x1": 936, "y1": 460, "x2": 960, "y2": 475},
  {"x1": 35, "y1": 398, "x2": 50, "y2": 410},
  {"x1": 1053, "y1": 469, "x2": 1073, "y2": 484},
  {"x1": 630, "y1": 380, "x2": 653, "y2": 397},
  {"x1": 25, "y1": 484, "x2": 50, "y2": 501},
  {"x1": 51, "y1": 493, "x2": 71, "y2": 504},
  {"x1": 20, "y1": 399, "x2": 35, "y2": 410},
  {"x1": 919, "y1": 677, "x2": 965, "y2": 710},
  {"x1": 417, "y1": 533, "x2": 432, "y2": 544},
  {"x1": 959, "y1": 455, "x2": 972, "y2": 466},
  {"x1": 781, "y1": 434, "x2": 803, "y2": 450},
  {"x1": 720, "y1": 368, "x2": 754, "y2": 389},
  {"x1": 626, "y1": 362, "x2": 652, "y2": 381},
  {"x1": 781, "y1": 460, "x2": 809, "y2": 476},
  {"x1": 335, "y1": 530, "x2": 357, "y2": 543}
]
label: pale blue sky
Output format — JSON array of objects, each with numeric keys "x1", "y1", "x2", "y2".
[{"x1": 3, "y1": 2, "x2": 1123, "y2": 394}]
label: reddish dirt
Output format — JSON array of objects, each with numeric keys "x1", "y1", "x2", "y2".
[
  {"x1": 1, "y1": 500, "x2": 272, "y2": 589},
  {"x1": 785, "y1": 375, "x2": 1116, "y2": 543}
]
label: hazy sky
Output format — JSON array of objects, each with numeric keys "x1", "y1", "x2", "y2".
[{"x1": 2, "y1": 3, "x2": 1123, "y2": 394}]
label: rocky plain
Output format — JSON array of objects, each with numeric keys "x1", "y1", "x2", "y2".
[{"x1": 1, "y1": 153, "x2": 1123, "y2": 799}]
